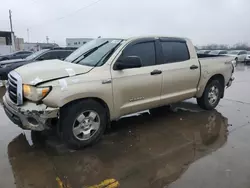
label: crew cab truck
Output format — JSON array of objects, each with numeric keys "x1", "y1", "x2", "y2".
[{"x1": 3, "y1": 37, "x2": 234, "y2": 148}]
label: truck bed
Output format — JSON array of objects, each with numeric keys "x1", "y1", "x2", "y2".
[{"x1": 197, "y1": 53, "x2": 227, "y2": 59}]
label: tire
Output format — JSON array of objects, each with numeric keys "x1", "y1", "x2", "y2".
[
  {"x1": 149, "y1": 105, "x2": 172, "y2": 116},
  {"x1": 60, "y1": 99, "x2": 107, "y2": 148},
  {"x1": 197, "y1": 80, "x2": 222, "y2": 110}
]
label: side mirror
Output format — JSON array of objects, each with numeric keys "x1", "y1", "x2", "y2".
[{"x1": 115, "y1": 56, "x2": 142, "y2": 70}]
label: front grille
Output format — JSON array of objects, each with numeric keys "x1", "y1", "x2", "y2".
[{"x1": 7, "y1": 72, "x2": 23, "y2": 105}]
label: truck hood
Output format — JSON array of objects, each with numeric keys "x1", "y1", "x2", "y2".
[{"x1": 14, "y1": 59, "x2": 92, "y2": 85}]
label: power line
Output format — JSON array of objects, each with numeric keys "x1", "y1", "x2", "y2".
[
  {"x1": 29, "y1": 0, "x2": 105, "y2": 29},
  {"x1": 56, "y1": 0, "x2": 104, "y2": 21}
]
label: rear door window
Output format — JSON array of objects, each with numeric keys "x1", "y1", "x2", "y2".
[{"x1": 160, "y1": 41, "x2": 190, "y2": 63}]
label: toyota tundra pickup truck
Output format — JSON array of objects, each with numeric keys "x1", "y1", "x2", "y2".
[{"x1": 3, "y1": 36, "x2": 234, "y2": 148}]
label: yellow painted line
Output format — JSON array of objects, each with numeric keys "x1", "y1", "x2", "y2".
[
  {"x1": 56, "y1": 177, "x2": 63, "y2": 188},
  {"x1": 56, "y1": 177, "x2": 71, "y2": 188},
  {"x1": 88, "y1": 178, "x2": 120, "y2": 188}
]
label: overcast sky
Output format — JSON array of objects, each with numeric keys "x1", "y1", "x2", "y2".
[{"x1": 0, "y1": 0, "x2": 249, "y2": 46}]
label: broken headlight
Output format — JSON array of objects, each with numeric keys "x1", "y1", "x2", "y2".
[{"x1": 23, "y1": 84, "x2": 51, "y2": 102}]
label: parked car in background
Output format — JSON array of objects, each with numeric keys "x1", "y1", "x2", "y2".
[
  {"x1": 245, "y1": 51, "x2": 250, "y2": 64},
  {"x1": 0, "y1": 48, "x2": 74, "y2": 80},
  {"x1": 197, "y1": 50, "x2": 211, "y2": 54},
  {"x1": 2, "y1": 36, "x2": 234, "y2": 148},
  {"x1": 0, "y1": 51, "x2": 33, "y2": 61},
  {"x1": 209, "y1": 50, "x2": 228, "y2": 55},
  {"x1": 227, "y1": 50, "x2": 248, "y2": 63}
]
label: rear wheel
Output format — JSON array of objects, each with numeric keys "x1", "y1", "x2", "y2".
[
  {"x1": 197, "y1": 80, "x2": 222, "y2": 110},
  {"x1": 60, "y1": 99, "x2": 107, "y2": 148}
]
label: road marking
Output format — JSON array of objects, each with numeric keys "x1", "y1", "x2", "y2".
[
  {"x1": 56, "y1": 177, "x2": 71, "y2": 188},
  {"x1": 87, "y1": 178, "x2": 120, "y2": 188}
]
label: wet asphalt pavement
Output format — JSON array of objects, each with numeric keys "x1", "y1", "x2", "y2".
[{"x1": 1, "y1": 64, "x2": 250, "y2": 188}]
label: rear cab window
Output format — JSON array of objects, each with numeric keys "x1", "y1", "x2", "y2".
[{"x1": 160, "y1": 40, "x2": 190, "y2": 64}]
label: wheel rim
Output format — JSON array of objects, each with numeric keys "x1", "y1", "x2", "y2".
[
  {"x1": 72, "y1": 110, "x2": 100, "y2": 141},
  {"x1": 208, "y1": 86, "x2": 219, "y2": 105}
]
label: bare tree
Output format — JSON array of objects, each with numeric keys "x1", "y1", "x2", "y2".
[{"x1": 199, "y1": 43, "x2": 249, "y2": 50}]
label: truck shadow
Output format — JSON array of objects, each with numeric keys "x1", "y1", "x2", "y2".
[{"x1": 7, "y1": 101, "x2": 229, "y2": 188}]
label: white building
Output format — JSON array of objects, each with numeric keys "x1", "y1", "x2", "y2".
[
  {"x1": 66, "y1": 38, "x2": 93, "y2": 48},
  {"x1": 0, "y1": 31, "x2": 14, "y2": 55},
  {"x1": 23, "y1": 42, "x2": 59, "y2": 52}
]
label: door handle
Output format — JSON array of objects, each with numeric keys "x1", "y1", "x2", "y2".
[
  {"x1": 190, "y1": 65, "x2": 199, "y2": 70},
  {"x1": 150, "y1": 70, "x2": 162, "y2": 75}
]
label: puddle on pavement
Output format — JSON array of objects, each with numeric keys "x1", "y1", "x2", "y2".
[
  {"x1": 1, "y1": 64, "x2": 250, "y2": 188},
  {"x1": 6, "y1": 101, "x2": 228, "y2": 188}
]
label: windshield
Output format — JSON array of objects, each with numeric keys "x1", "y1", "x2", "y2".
[
  {"x1": 229, "y1": 51, "x2": 239, "y2": 55},
  {"x1": 65, "y1": 38, "x2": 123, "y2": 66},
  {"x1": 25, "y1": 49, "x2": 49, "y2": 60}
]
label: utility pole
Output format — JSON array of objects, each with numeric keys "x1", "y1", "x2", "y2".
[
  {"x1": 46, "y1": 36, "x2": 49, "y2": 43},
  {"x1": 9, "y1": 9, "x2": 16, "y2": 51},
  {"x1": 9, "y1": 10, "x2": 13, "y2": 33},
  {"x1": 27, "y1": 28, "x2": 30, "y2": 42}
]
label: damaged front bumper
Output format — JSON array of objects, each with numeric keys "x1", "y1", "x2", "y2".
[{"x1": 3, "y1": 94, "x2": 59, "y2": 131}]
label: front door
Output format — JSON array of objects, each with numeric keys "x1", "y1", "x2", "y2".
[{"x1": 111, "y1": 39, "x2": 162, "y2": 117}]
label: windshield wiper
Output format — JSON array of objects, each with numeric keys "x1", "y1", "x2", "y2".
[
  {"x1": 95, "y1": 40, "x2": 123, "y2": 66},
  {"x1": 78, "y1": 40, "x2": 123, "y2": 75},
  {"x1": 72, "y1": 41, "x2": 109, "y2": 63}
]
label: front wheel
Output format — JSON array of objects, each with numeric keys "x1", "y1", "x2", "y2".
[
  {"x1": 60, "y1": 99, "x2": 107, "y2": 148},
  {"x1": 197, "y1": 80, "x2": 222, "y2": 110}
]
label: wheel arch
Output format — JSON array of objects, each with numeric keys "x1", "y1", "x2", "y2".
[
  {"x1": 61, "y1": 97, "x2": 111, "y2": 120},
  {"x1": 197, "y1": 74, "x2": 225, "y2": 98}
]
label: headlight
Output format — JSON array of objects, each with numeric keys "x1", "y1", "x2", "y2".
[{"x1": 23, "y1": 84, "x2": 51, "y2": 102}]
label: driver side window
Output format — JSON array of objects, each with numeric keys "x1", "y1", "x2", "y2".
[{"x1": 122, "y1": 42, "x2": 156, "y2": 67}]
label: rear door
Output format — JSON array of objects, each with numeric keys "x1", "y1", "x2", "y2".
[{"x1": 157, "y1": 38, "x2": 200, "y2": 104}]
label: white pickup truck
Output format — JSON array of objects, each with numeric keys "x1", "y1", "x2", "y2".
[{"x1": 3, "y1": 36, "x2": 234, "y2": 148}]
